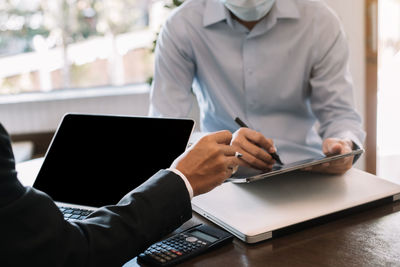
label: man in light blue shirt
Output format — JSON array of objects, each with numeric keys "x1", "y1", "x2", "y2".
[{"x1": 149, "y1": 0, "x2": 366, "y2": 174}]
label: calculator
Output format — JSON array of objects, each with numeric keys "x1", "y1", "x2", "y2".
[{"x1": 138, "y1": 224, "x2": 233, "y2": 266}]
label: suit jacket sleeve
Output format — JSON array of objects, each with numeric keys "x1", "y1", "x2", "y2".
[{"x1": 0, "y1": 123, "x2": 192, "y2": 267}]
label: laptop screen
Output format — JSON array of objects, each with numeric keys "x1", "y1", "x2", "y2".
[{"x1": 33, "y1": 114, "x2": 194, "y2": 208}]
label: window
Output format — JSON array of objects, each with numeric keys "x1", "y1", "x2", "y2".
[
  {"x1": 377, "y1": 0, "x2": 400, "y2": 181},
  {"x1": 0, "y1": 0, "x2": 172, "y2": 95}
]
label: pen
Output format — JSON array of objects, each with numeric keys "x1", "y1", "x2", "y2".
[{"x1": 234, "y1": 117, "x2": 284, "y2": 165}]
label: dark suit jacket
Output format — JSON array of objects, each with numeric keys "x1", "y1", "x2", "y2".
[{"x1": 0, "y1": 123, "x2": 192, "y2": 267}]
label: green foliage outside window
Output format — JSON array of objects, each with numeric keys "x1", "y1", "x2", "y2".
[{"x1": 147, "y1": 0, "x2": 184, "y2": 85}]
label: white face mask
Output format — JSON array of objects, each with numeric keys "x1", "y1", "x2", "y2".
[{"x1": 221, "y1": 0, "x2": 276, "y2": 22}]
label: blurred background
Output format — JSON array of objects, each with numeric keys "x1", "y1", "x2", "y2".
[
  {"x1": 0, "y1": 0, "x2": 166, "y2": 93},
  {"x1": 1, "y1": 0, "x2": 399, "y2": 182}
]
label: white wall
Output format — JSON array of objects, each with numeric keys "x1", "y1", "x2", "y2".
[{"x1": 323, "y1": 0, "x2": 366, "y2": 170}]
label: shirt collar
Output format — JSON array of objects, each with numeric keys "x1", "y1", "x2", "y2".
[
  {"x1": 274, "y1": 0, "x2": 300, "y2": 20},
  {"x1": 203, "y1": 0, "x2": 300, "y2": 28},
  {"x1": 203, "y1": 0, "x2": 230, "y2": 27}
]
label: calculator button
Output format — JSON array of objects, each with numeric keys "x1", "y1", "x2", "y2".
[
  {"x1": 154, "y1": 256, "x2": 165, "y2": 262},
  {"x1": 186, "y1": 236, "x2": 198, "y2": 243}
]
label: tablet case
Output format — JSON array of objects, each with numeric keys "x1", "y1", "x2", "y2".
[{"x1": 227, "y1": 149, "x2": 363, "y2": 183}]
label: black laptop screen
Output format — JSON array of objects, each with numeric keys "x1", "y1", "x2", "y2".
[{"x1": 33, "y1": 114, "x2": 194, "y2": 207}]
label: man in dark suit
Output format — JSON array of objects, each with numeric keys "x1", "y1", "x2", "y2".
[{"x1": 0, "y1": 122, "x2": 239, "y2": 267}]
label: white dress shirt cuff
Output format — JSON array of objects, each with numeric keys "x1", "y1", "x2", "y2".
[{"x1": 167, "y1": 168, "x2": 194, "y2": 200}]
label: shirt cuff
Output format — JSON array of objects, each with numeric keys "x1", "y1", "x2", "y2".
[{"x1": 167, "y1": 168, "x2": 194, "y2": 200}]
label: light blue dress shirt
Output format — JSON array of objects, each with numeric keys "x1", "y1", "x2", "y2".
[{"x1": 149, "y1": 0, "x2": 366, "y2": 163}]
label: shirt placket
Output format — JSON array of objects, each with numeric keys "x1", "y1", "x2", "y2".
[{"x1": 242, "y1": 36, "x2": 258, "y2": 125}]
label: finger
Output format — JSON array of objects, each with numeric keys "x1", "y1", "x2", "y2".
[
  {"x1": 226, "y1": 156, "x2": 241, "y2": 168},
  {"x1": 305, "y1": 158, "x2": 352, "y2": 174},
  {"x1": 241, "y1": 129, "x2": 275, "y2": 153},
  {"x1": 238, "y1": 139, "x2": 275, "y2": 164},
  {"x1": 219, "y1": 145, "x2": 238, "y2": 157},
  {"x1": 211, "y1": 130, "x2": 233, "y2": 145},
  {"x1": 328, "y1": 156, "x2": 350, "y2": 166},
  {"x1": 305, "y1": 164, "x2": 334, "y2": 173},
  {"x1": 237, "y1": 149, "x2": 274, "y2": 170},
  {"x1": 235, "y1": 157, "x2": 254, "y2": 169},
  {"x1": 323, "y1": 138, "x2": 353, "y2": 156},
  {"x1": 323, "y1": 141, "x2": 341, "y2": 155},
  {"x1": 329, "y1": 143, "x2": 343, "y2": 155},
  {"x1": 327, "y1": 156, "x2": 354, "y2": 169}
]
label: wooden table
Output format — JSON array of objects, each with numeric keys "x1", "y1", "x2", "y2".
[
  {"x1": 17, "y1": 160, "x2": 400, "y2": 266},
  {"x1": 126, "y1": 200, "x2": 400, "y2": 266}
]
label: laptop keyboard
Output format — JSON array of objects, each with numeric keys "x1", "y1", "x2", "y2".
[{"x1": 59, "y1": 207, "x2": 93, "y2": 221}]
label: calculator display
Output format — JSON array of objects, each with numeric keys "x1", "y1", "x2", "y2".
[{"x1": 190, "y1": 230, "x2": 218, "y2": 243}]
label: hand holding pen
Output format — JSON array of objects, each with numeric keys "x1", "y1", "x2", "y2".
[{"x1": 231, "y1": 117, "x2": 283, "y2": 171}]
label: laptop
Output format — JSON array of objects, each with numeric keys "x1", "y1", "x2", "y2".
[
  {"x1": 192, "y1": 168, "x2": 400, "y2": 243},
  {"x1": 33, "y1": 113, "x2": 194, "y2": 221}
]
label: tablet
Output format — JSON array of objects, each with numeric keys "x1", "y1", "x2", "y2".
[{"x1": 226, "y1": 149, "x2": 364, "y2": 184}]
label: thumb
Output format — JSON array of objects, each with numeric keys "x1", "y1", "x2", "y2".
[{"x1": 324, "y1": 139, "x2": 343, "y2": 155}]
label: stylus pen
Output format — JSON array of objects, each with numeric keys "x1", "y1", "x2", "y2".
[{"x1": 234, "y1": 117, "x2": 284, "y2": 165}]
